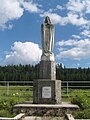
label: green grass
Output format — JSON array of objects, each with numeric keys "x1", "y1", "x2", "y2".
[
  {"x1": 0, "y1": 85, "x2": 33, "y2": 117},
  {"x1": 0, "y1": 85, "x2": 90, "y2": 102},
  {"x1": 0, "y1": 86, "x2": 90, "y2": 118},
  {"x1": 61, "y1": 88, "x2": 90, "y2": 103},
  {"x1": 0, "y1": 85, "x2": 33, "y2": 102}
]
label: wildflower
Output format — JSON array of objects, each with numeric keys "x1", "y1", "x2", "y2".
[
  {"x1": 16, "y1": 92, "x2": 19, "y2": 95},
  {"x1": 13, "y1": 93, "x2": 15, "y2": 96}
]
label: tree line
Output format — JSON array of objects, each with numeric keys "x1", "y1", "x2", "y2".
[
  {"x1": 0, "y1": 64, "x2": 36, "y2": 81},
  {"x1": 56, "y1": 64, "x2": 90, "y2": 81},
  {"x1": 0, "y1": 64, "x2": 90, "y2": 82}
]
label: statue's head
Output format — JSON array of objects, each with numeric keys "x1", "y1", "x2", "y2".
[{"x1": 45, "y1": 16, "x2": 51, "y2": 24}]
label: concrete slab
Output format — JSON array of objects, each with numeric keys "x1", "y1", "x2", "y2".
[
  {"x1": 24, "y1": 116, "x2": 42, "y2": 120},
  {"x1": 13, "y1": 102, "x2": 79, "y2": 116},
  {"x1": 14, "y1": 102, "x2": 79, "y2": 109},
  {"x1": 24, "y1": 116, "x2": 63, "y2": 120}
]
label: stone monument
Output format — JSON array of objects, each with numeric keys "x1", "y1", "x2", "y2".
[
  {"x1": 13, "y1": 17, "x2": 79, "y2": 117},
  {"x1": 33, "y1": 16, "x2": 61, "y2": 104}
]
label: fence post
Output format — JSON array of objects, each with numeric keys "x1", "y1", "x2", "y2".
[
  {"x1": 7, "y1": 81, "x2": 9, "y2": 96},
  {"x1": 67, "y1": 82, "x2": 69, "y2": 96}
]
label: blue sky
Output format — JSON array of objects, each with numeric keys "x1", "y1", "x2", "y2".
[{"x1": 0, "y1": 0, "x2": 90, "y2": 68}]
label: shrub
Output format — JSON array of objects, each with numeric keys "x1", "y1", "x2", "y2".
[
  {"x1": 0, "y1": 109, "x2": 16, "y2": 117},
  {"x1": 0, "y1": 109, "x2": 9, "y2": 117},
  {"x1": 71, "y1": 92, "x2": 89, "y2": 109},
  {"x1": 74, "y1": 109, "x2": 90, "y2": 119},
  {"x1": 71, "y1": 91, "x2": 90, "y2": 119},
  {"x1": 0, "y1": 99, "x2": 9, "y2": 110},
  {"x1": 0, "y1": 98, "x2": 18, "y2": 117}
]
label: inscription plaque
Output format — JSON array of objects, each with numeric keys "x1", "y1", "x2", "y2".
[{"x1": 42, "y1": 87, "x2": 51, "y2": 98}]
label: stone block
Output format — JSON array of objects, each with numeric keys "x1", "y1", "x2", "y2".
[
  {"x1": 39, "y1": 61, "x2": 56, "y2": 80},
  {"x1": 33, "y1": 79, "x2": 61, "y2": 104}
]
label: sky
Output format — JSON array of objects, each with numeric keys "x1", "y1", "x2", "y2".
[{"x1": 0, "y1": 0, "x2": 90, "y2": 68}]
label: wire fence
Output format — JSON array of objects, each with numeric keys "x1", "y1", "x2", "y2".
[
  {"x1": 61, "y1": 81, "x2": 90, "y2": 97},
  {"x1": 0, "y1": 80, "x2": 90, "y2": 98}
]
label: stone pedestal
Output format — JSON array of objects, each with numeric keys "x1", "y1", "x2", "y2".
[
  {"x1": 39, "y1": 61, "x2": 56, "y2": 80},
  {"x1": 33, "y1": 17, "x2": 61, "y2": 104},
  {"x1": 33, "y1": 79, "x2": 61, "y2": 104}
]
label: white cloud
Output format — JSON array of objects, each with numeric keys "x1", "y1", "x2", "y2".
[
  {"x1": 72, "y1": 35, "x2": 81, "y2": 39},
  {"x1": 57, "y1": 39, "x2": 78, "y2": 47},
  {"x1": 3, "y1": 42, "x2": 42, "y2": 65},
  {"x1": 0, "y1": 0, "x2": 90, "y2": 29},
  {"x1": 0, "y1": 0, "x2": 41, "y2": 29},
  {"x1": 66, "y1": 13, "x2": 88, "y2": 26},
  {"x1": 40, "y1": 0, "x2": 89, "y2": 27},
  {"x1": 40, "y1": 12, "x2": 61, "y2": 24},
  {"x1": 56, "y1": 5, "x2": 65, "y2": 10},
  {"x1": 40, "y1": 11, "x2": 88, "y2": 26},
  {"x1": 21, "y1": 1, "x2": 41, "y2": 13},
  {"x1": 85, "y1": 0, "x2": 90, "y2": 13},
  {"x1": 0, "y1": 0, "x2": 24, "y2": 29},
  {"x1": 66, "y1": 0, "x2": 90, "y2": 15},
  {"x1": 81, "y1": 30, "x2": 90, "y2": 38},
  {"x1": 56, "y1": 39, "x2": 90, "y2": 60},
  {"x1": 65, "y1": 0, "x2": 90, "y2": 29},
  {"x1": 66, "y1": 0, "x2": 85, "y2": 15}
]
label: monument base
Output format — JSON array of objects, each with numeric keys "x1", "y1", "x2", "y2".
[
  {"x1": 39, "y1": 60, "x2": 56, "y2": 80},
  {"x1": 33, "y1": 79, "x2": 61, "y2": 104},
  {"x1": 13, "y1": 102, "x2": 79, "y2": 116}
]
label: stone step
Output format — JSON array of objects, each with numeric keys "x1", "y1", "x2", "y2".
[{"x1": 23, "y1": 116, "x2": 64, "y2": 120}]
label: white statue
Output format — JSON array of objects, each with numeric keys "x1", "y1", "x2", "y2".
[{"x1": 41, "y1": 16, "x2": 55, "y2": 61}]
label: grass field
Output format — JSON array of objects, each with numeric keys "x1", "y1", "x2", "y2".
[
  {"x1": 0, "y1": 85, "x2": 90, "y2": 118},
  {"x1": 0, "y1": 85, "x2": 33, "y2": 117},
  {"x1": 0, "y1": 85, "x2": 33, "y2": 102},
  {"x1": 0, "y1": 85, "x2": 90, "y2": 102},
  {"x1": 62, "y1": 88, "x2": 90, "y2": 100}
]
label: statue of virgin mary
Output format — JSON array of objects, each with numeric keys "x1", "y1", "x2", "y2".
[{"x1": 41, "y1": 16, "x2": 54, "y2": 57}]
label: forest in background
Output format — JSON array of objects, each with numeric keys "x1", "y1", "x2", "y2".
[{"x1": 0, "y1": 64, "x2": 90, "y2": 82}]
